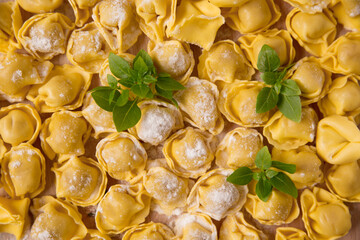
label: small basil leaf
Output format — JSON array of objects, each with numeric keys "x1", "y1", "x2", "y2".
[
  {"x1": 157, "y1": 76, "x2": 185, "y2": 91},
  {"x1": 255, "y1": 146, "x2": 272, "y2": 170},
  {"x1": 158, "y1": 72, "x2": 171, "y2": 78},
  {"x1": 277, "y1": 93, "x2": 302, "y2": 122},
  {"x1": 135, "y1": 49, "x2": 155, "y2": 74},
  {"x1": 256, "y1": 87, "x2": 278, "y2": 114},
  {"x1": 113, "y1": 100, "x2": 141, "y2": 132},
  {"x1": 143, "y1": 75, "x2": 157, "y2": 84},
  {"x1": 118, "y1": 77, "x2": 134, "y2": 88},
  {"x1": 256, "y1": 177, "x2": 273, "y2": 202},
  {"x1": 274, "y1": 81, "x2": 282, "y2": 94},
  {"x1": 131, "y1": 84, "x2": 151, "y2": 99},
  {"x1": 116, "y1": 89, "x2": 129, "y2": 107},
  {"x1": 107, "y1": 74, "x2": 118, "y2": 88},
  {"x1": 261, "y1": 72, "x2": 279, "y2": 85},
  {"x1": 133, "y1": 56, "x2": 148, "y2": 77},
  {"x1": 109, "y1": 52, "x2": 131, "y2": 79},
  {"x1": 281, "y1": 79, "x2": 301, "y2": 96},
  {"x1": 257, "y1": 44, "x2": 280, "y2": 72},
  {"x1": 146, "y1": 89, "x2": 154, "y2": 99},
  {"x1": 265, "y1": 169, "x2": 279, "y2": 178},
  {"x1": 269, "y1": 172, "x2": 298, "y2": 199},
  {"x1": 91, "y1": 86, "x2": 116, "y2": 112},
  {"x1": 155, "y1": 85, "x2": 173, "y2": 99},
  {"x1": 108, "y1": 89, "x2": 119, "y2": 105},
  {"x1": 253, "y1": 172, "x2": 261, "y2": 181},
  {"x1": 271, "y1": 161, "x2": 296, "y2": 174},
  {"x1": 171, "y1": 97, "x2": 179, "y2": 108},
  {"x1": 227, "y1": 167, "x2": 254, "y2": 185}
]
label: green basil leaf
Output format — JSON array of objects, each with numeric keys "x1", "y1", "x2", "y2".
[
  {"x1": 155, "y1": 85, "x2": 173, "y2": 99},
  {"x1": 131, "y1": 84, "x2": 151, "y2": 99},
  {"x1": 109, "y1": 89, "x2": 119, "y2": 105},
  {"x1": 158, "y1": 72, "x2": 171, "y2": 78},
  {"x1": 257, "y1": 44, "x2": 280, "y2": 72},
  {"x1": 261, "y1": 72, "x2": 279, "y2": 85},
  {"x1": 256, "y1": 177, "x2": 273, "y2": 202},
  {"x1": 146, "y1": 89, "x2": 154, "y2": 99},
  {"x1": 281, "y1": 79, "x2": 301, "y2": 96},
  {"x1": 113, "y1": 100, "x2": 141, "y2": 132},
  {"x1": 256, "y1": 87, "x2": 278, "y2": 114},
  {"x1": 118, "y1": 77, "x2": 134, "y2": 88},
  {"x1": 109, "y1": 52, "x2": 131, "y2": 79},
  {"x1": 269, "y1": 172, "x2": 298, "y2": 198},
  {"x1": 135, "y1": 49, "x2": 155, "y2": 74},
  {"x1": 277, "y1": 93, "x2": 302, "y2": 122},
  {"x1": 157, "y1": 76, "x2": 185, "y2": 91},
  {"x1": 274, "y1": 81, "x2": 282, "y2": 94},
  {"x1": 143, "y1": 75, "x2": 157, "y2": 84},
  {"x1": 134, "y1": 56, "x2": 148, "y2": 77},
  {"x1": 91, "y1": 86, "x2": 116, "y2": 112},
  {"x1": 107, "y1": 74, "x2": 118, "y2": 88},
  {"x1": 271, "y1": 161, "x2": 296, "y2": 174},
  {"x1": 253, "y1": 172, "x2": 261, "y2": 181},
  {"x1": 255, "y1": 146, "x2": 272, "y2": 170},
  {"x1": 227, "y1": 167, "x2": 254, "y2": 185},
  {"x1": 265, "y1": 169, "x2": 279, "y2": 178},
  {"x1": 171, "y1": 98, "x2": 179, "y2": 108},
  {"x1": 116, "y1": 89, "x2": 129, "y2": 107}
]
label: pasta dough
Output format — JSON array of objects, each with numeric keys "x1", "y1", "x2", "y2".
[
  {"x1": 275, "y1": 227, "x2": 310, "y2": 240},
  {"x1": 331, "y1": 0, "x2": 360, "y2": 31},
  {"x1": 122, "y1": 222, "x2": 174, "y2": 240},
  {"x1": 173, "y1": 213, "x2": 217, "y2": 240},
  {"x1": 68, "y1": 0, "x2": 99, "y2": 27},
  {"x1": 283, "y1": 0, "x2": 331, "y2": 13},
  {"x1": 16, "y1": 0, "x2": 63, "y2": 13},
  {"x1": 0, "y1": 2, "x2": 21, "y2": 53},
  {"x1": 84, "y1": 229, "x2": 111, "y2": 240}
]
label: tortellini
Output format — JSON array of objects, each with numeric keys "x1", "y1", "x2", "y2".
[
  {"x1": 316, "y1": 115, "x2": 360, "y2": 164},
  {"x1": 1, "y1": 144, "x2": 46, "y2": 199},
  {"x1": 224, "y1": 0, "x2": 281, "y2": 34},
  {"x1": 129, "y1": 100, "x2": 183, "y2": 146},
  {"x1": 286, "y1": 9, "x2": 337, "y2": 56},
  {"x1": 16, "y1": 0, "x2": 63, "y2": 13},
  {"x1": 187, "y1": 168, "x2": 248, "y2": 220},
  {"x1": 84, "y1": 229, "x2": 111, "y2": 240},
  {"x1": 198, "y1": 40, "x2": 255, "y2": 83},
  {"x1": 218, "y1": 81, "x2": 271, "y2": 127},
  {"x1": 148, "y1": 40, "x2": 194, "y2": 86},
  {"x1": 30, "y1": 196, "x2": 87, "y2": 240},
  {"x1": 163, "y1": 127, "x2": 216, "y2": 179},
  {"x1": 40, "y1": 110, "x2": 92, "y2": 161},
  {"x1": 0, "y1": 103, "x2": 41, "y2": 146},
  {"x1": 272, "y1": 146, "x2": 323, "y2": 189},
  {"x1": 67, "y1": 22, "x2": 111, "y2": 73},
  {"x1": 0, "y1": 2, "x2": 21, "y2": 53},
  {"x1": 174, "y1": 77, "x2": 224, "y2": 135},
  {"x1": 27, "y1": 64, "x2": 92, "y2": 113},
  {"x1": 173, "y1": 213, "x2": 217, "y2": 240},
  {"x1": 239, "y1": 29, "x2": 296, "y2": 69},
  {"x1": 68, "y1": 0, "x2": 99, "y2": 27},
  {"x1": 52, "y1": 156, "x2": 107, "y2": 207},
  {"x1": 18, "y1": 13, "x2": 74, "y2": 60},
  {"x1": 209, "y1": 0, "x2": 249, "y2": 7},
  {"x1": 331, "y1": 0, "x2": 360, "y2": 31},
  {"x1": 166, "y1": 0, "x2": 225, "y2": 50},
  {"x1": 321, "y1": 32, "x2": 360, "y2": 75},
  {"x1": 99, "y1": 53, "x2": 134, "y2": 86},
  {"x1": 283, "y1": 0, "x2": 331, "y2": 13},
  {"x1": 0, "y1": 197, "x2": 30, "y2": 240},
  {"x1": 219, "y1": 212, "x2": 267, "y2": 240},
  {"x1": 275, "y1": 227, "x2": 309, "y2": 240},
  {"x1": 216, "y1": 127, "x2": 263, "y2": 169},
  {"x1": 96, "y1": 132, "x2": 147, "y2": 181},
  {"x1": 95, "y1": 180, "x2": 151, "y2": 234},
  {"x1": 263, "y1": 107, "x2": 318, "y2": 150},
  {"x1": 122, "y1": 222, "x2": 175, "y2": 240},
  {"x1": 300, "y1": 187, "x2": 351, "y2": 240}
]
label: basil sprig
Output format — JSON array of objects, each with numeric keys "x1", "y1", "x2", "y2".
[
  {"x1": 91, "y1": 50, "x2": 185, "y2": 132},
  {"x1": 227, "y1": 146, "x2": 298, "y2": 202},
  {"x1": 256, "y1": 45, "x2": 302, "y2": 122}
]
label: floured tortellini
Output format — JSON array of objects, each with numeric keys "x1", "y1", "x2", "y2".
[
  {"x1": 148, "y1": 40, "x2": 194, "y2": 85},
  {"x1": 263, "y1": 107, "x2": 318, "y2": 150},
  {"x1": 129, "y1": 100, "x2": 183, "y2": 145},
  {"x1": 67, "y1": 22, "x2": 111, "y2": 73},
  {"x1": 216, "y1": 127, "x2": 263, "y2": 169},
  {"x1": 69, "y1": 0, "x2": 99, "y2": 27},
  {"x1": 52, "y1": 156, "x2": 107, "y2": 207},
  {"x1": 1, "y1": 144, "x2": 45, "y2": 199},
  {"x1": 166, "y1": 0, "x2": 224, "y2": 50},
  {"x1": 16, "y1": 0, "x2": 63, "y2": 13},
  {"x1": 99, "y1": 53, "x2": 134, "y2": 86},
  {"x1": 283, "y1": 0, "x2": 331, "y2": 13},
  {"x1": 93, "y1": 0, "x2": 141, "y2": 53},
  {"x1": 300, "y1": 187, "x2": 351, "y2": 240},
  {"x1": 18, "y1": 13, "x2": 74, "y2": 60},
  {"x1": 163, "y1": 127, "x2": 216, "y2": 179},
  {"x1": 316, "y1": 115, "x2": 360, "y2": 164},
  {"x1": 331, "y1": 0, "x2": 360, "y2": 31},
  {"x1": 0, "y1": 2, "x2": 21, "y2": 53},
  {"x1": 218, "y1": 81, "x2": 271, "y2": 127},
  {"x1": 224, "y1": 0, "x2": 281, "y2": 34},
  {"x1": 123, "y1": 222, "x2": 174, "y2": 240},
  {"x1": 245, "y1": 182, "x2": 300, "y2": 225},
  {"x1": 286, "y1": 9, "x2": 337, "y2": 56},
  {"x1": 84, "y1": 229, "x2": 111, "y2": 240},
  {"x1": 321, "y1": 32, "x2": 360, "y2": 75},
  {"x1": 0, "y1": 103, "x2": 41, "y2": 146},
  {"x1": 0, "y1": 197, "x2": 30, "y2": 240},
  {"x1": 40, "y1": 111, "x2": 92, "y2": 161},
  {"x1": 30, "y1": 196, "x2": 87, "y2": 240},
  {"x1": 0, "y1": 51, "x2": 53, "y2": 102},
  {"x1": 239, "y1": 29, "x2": 296, "y2": 69},
  {"x1": 173, "y1": 213, "x2": 217, "y2": 240},
  {"x1": 198, "y1": 40, "x2": 255, "y2": 83},
  {"x1": 95, "y1": 179, "x2": 151, "y2": 234},
  {"x1": 96, "y1": 132, "x2": 147, "y2": 181},
  {"x1": 187, "y1": 168, "x2": 248, "y2": 220},
  {"x1": 174, "y1": 77, "x2": 224, "y2": 135},
  {"x1": 209, "y1": 0, "x2": 249, "y2": 7},
  {"x1": 272, "y1": 146, "x2": 323, "y2": 189},
  {"x1": 27, "y1": 64, "x2": 92, "y2": 113},
  {"x1": 275, "y1": 227, "x2": 309, "y2": 240}
]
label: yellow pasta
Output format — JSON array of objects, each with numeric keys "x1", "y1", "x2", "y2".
[
  {"x1": 84, "y1": 229, "x2": 111, "y2": 240},
  {"x1": 173, "y1": 213, "x2": 217, "y2": 240},
  {"x1": 123, "y1": 222, "x2": 174, "y2": 240},
  {"x1": 16, "y1": 0, "x2": 63, "y2": 13},
  {"x1": 283, "y1": 0, "x2": 331, "y2": 13},
  {"x1": 331, "y1": 0, "x2": 360, "y2": 31},
  {"x1": 275, "y1": 227, "x2": 310, "y2": 240},
  {"x1": 0, "y1": 2, "x2": 21, "y2": 53},
  {"x1": 68, "y1": 0, "x2": 99, "y2": 27}
]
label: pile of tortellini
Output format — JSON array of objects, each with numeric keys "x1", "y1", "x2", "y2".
[{"x1": 0, "y1": 0, "x2": 359, "y2": 239}]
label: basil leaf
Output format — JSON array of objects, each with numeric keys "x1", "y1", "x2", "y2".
[
  {"x1": 157, "y1": 76, "x2": 185, "y2": 91},
  {"x1": 269, "y1": 172, "x2": 298, "y2": 199},
  {"x1": 118, "y1": 77, "x2": 134, "y2": 88},
  {"x1": 255, "y1": 146, "x2": 272, "y2": 170},
  {"x1": 109, "y1": 52, "x2": 131, "y2": 79},
  {"x1": 116, "y1": 89, "x2": 129, "y2": 107},
  {"x1": 171, "y1": 97, "x2": 179, "y2": 108},
  {"x1": 107, "y1": 74, "x2": 117, "y2": 88},
  {"x1": 134, "y1": 56, "x2": 148, "y2": 77},
  {"x1": 261, "y1": 72, "x2": 279, "y2": 85},
  {"x1": 91, "y1": 86, "x2": 116, "y2": 112},
  {"x1": 131, "y1": 84, "x2": 151, "y2": 99},
  {"x1": 143, "y1": 75, "x2": 157, "y2": 84},
  {"x1": 109, "y1": 89, "x2": 119, "y2": 105},
  {"x1": 274, "y1": 81, "x2": 282, "y2": 94},
  {"x1": 256, "y1": 87, "x2": 278, "y2": 114},
  {"x1": 281, "y1": 79, "x2": 301, "y2": 96},
  {"x1": 277, "y1": 93, "x2": 302, "y2": 122},
  {"x1": 257, "y1": 44, "x2": 280, "y2": 72},
  {"x1": 253, "y1": 172, "x2": 261, "y2": 181},
  {"x1": 227, "y1": 167, "x2": 254, "y2": 185},
  {"x1": 256, "y1": 177, "x2": 273, "y2": 202},
  {"x1": 135, "y1": 49, "x2": 155, "y2": 74},
  {"x1": 113, "y1": 100, "x2": 141, "y2": 132},
  {"x1": 158, "y1": 72, "x2": 171, "y2": 78},
  {"x1": 156, "y1": 85, "x2": 173, "y2": 99},
  {"x1": 265, "y1": 169, "x2": 279, "y2": 178},
  {"x1": 272, "y1": 161, "x2": 296, "y2": 174}
]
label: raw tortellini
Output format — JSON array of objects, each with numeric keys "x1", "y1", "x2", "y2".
[
  {"x1": 275, "y1": 227, "x2": 309, "y2": 240},
  {"x1": 216, "y1": 127, "x2": 263, "y2": 169},
  {"x1": 224, "y1": 0, "x2": 281, "y2": 34},
  {"x1": 187, "y1": 168, "x2": 248, "y2": 220},
  {"x1": 301, "y1": 187, "x2": 351, "y2": 240},
  {"x1": 18, "y1": 13, "x2": 74, "y2": 60},
  {"x1": 283, "y1": 0, "x2": 331, "y2": 13},
  {"x1": 93, "y1": 0, "x2": 142, "y2": 52},
  {"x1": 198, "y1": 40, "x2": 255, "y2": 83},
  {"x1": 163, "y1": 127, "x2": 216, "y2": 179},
  {"x1": 0, "y1": 2, "x2": 21, "y2": 53},
  {"x1": 174, "y1": 77, "x2": 224, "y2": 135},
  {"x1": 286, "y1": 9, "x2": 337, "y2": 56},
  {"x1": 27, "y1": 64, "x2": 92, "y2": 113},
  {"x1": 316, "y1": 115, "x2": 360, "y2": 164},
  {"x1": 1, "y1": 144, "x2": 46, "y2": 199},
  {"x1": 263, "y1": 107, "x2": 318, "y2": 150},
  {"x1": 30, "y1": 196, "x2": 87, "y2": 240},
  {"x1": 96, "y1": 132, "x2": 147, "y2": 181},
  {"x1": 331, "y1": 0, "x2": 360, "y2": 31},
  {"x1": 84, "y1": 229, "x2": 111, "y2": 240},
  {"x1": 122, "y1": 222, "x2": 174, "y2": 240},
  {"x1": 16, "y1": 0, "x2": 63, "y2": 13},
  {"x1": 52, "y1": 156, "x2": 107, "y2": 207},
  {"x1": 68, "y1": 0, "x2": 99, "y2": 27}
]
